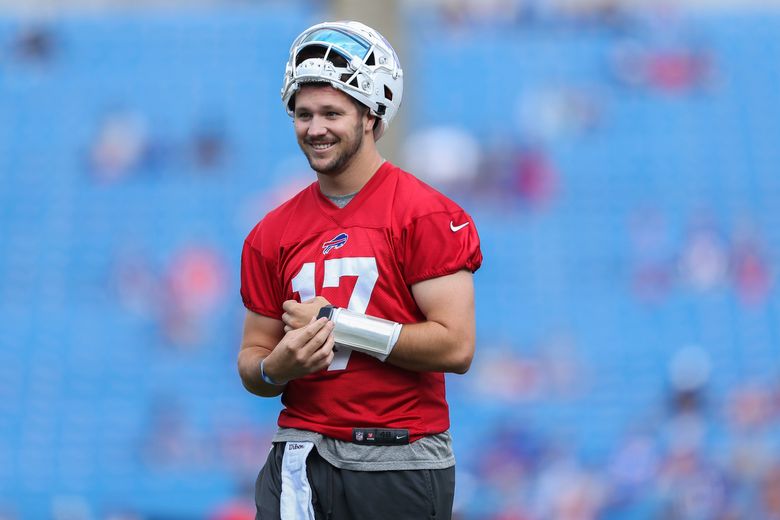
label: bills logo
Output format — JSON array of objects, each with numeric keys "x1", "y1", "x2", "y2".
[{"x1": 322, "y1": 233, "x2": 348, "y2": 254}]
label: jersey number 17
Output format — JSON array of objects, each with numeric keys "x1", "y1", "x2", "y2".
[{"x1": 291, "y1": 257, "x2": 378, "y2": 370}]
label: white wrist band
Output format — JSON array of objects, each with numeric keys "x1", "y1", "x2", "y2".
[{"x1": 317, "y1": 306, "x2": 401, "y2": 362}]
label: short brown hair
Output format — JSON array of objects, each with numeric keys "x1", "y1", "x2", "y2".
[{"x1": 288, "y1": 81, "x2": 377, "y2": 132}]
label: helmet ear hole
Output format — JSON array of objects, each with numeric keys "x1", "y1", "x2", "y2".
[
  {"x1": 384, "y1": 85, "x2": 393, "y2": 101},
  {"x1": 339, "y1": 73, "x2": 359, "y2": 89}
]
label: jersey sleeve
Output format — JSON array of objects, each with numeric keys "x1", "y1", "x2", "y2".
[
  {"x1": 399, "y1": 209, "x2": 482, "y2": 286},
  {"x1": 240, "y1": 222, "x2": 284, "y2": 319}
]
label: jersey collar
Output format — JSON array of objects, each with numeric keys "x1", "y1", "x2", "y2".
[{"x1": 311, "y1": 161, "x2": 394, "y2": 223}]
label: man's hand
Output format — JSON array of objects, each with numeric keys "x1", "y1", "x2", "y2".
[
  {"x1": 282, "y1": 296, "x2": 331, "y2": 332},
  {"x1": 262, "y1": 317, "x2": 335, "y2": 383}
]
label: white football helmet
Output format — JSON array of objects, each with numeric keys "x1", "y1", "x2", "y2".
[{"x1": 281, "y1": 20, "x2": 403, "y2": 141}]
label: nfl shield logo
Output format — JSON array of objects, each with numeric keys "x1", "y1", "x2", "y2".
[{"x1": 355, "y1": 431, "x2": 364, "y2": 442}]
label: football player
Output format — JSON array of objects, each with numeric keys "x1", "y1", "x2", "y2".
[{"x1": 238, "y1": 20, "x2": 482, "y2": 519}]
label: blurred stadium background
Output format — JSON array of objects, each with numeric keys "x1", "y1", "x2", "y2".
[{"x1": 2, "y1": 0, "x2": 780, "y2": 518}]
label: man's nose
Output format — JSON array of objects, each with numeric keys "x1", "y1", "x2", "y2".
[{"x1": 307, "y1": 116, "x2": 328, "y2": 137}]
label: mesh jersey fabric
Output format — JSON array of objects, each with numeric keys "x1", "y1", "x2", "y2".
[{"x1": 241, "y1": 161, "x2": 482, "y2": 442}]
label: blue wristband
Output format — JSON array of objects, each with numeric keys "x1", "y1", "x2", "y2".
[{"x1": 260, "y1": 358, "x2": 286, "y2": 386}]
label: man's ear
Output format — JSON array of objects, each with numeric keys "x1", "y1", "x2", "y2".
[{"x1": 364, "y1": 112, "x2": 378, "y2": 136}]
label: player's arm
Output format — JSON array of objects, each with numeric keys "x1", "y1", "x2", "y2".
[
  {"x1": 280, "y1": 270, "x2": 475, "y2": 374},
  {"x1": 388, "y1": 269, "x2": 475, "y2": 374},
  {"x1": 238, "y1": 310, "x2": 336, "y2": 397}
]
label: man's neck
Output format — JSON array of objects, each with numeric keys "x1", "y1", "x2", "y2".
[{"x1": 317, "y1": 150, "x2": 385, "y2": 197}]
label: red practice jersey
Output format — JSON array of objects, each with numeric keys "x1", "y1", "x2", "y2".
[{"x1": 241, "y1": 162, "x2": 482, "y2": 442}]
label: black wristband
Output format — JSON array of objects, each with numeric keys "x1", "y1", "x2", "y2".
[{"x1": 317, "y1": 305, "x2": 336, "y2": 320}]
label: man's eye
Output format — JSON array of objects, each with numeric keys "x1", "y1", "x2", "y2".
[
  {"x1": 296, "y1": 112, "x2": 311, "y2": 120},
  {"x1": 326, "y1": 112, "x2": 340, "y2": 118}
]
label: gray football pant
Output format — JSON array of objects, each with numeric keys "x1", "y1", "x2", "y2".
[{"x1": 255, "y1": 441, "x2": 455, "y2": 520}]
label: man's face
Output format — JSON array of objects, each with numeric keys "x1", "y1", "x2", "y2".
[{"x1": 293, "y1": 85, "x2": 370, "y2": 176}]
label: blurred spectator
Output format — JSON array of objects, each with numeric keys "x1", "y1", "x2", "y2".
[
  {"x1": 237, "y1": 155, "x2": 313, "y2": 230},
  {"x1": 426, "y1": 0, "x2": 634, "y2": 30},
  {"x1": 656, "y1": 447, "x2": 730, "y2": 520},
  {"x1": 213, "y1": 413, "x2": 274, "y2": 477},
  {"x1": 469, "y1": 332, "x2": 587, "y2": 402},
  {"x1": 760, "y1": 464, "x2": 780, "y2": 519},
  {"x1": 461, "y1": 138, "x2": 560, "y2": 211},
  {"x1": 515, "y1": 87, "x2": 604, "y2": 142},
  {"x1": 209, "y1": 479, "x2": 257, "y2": 520},
  {"x1": 654, "y1": 346, "x2": 732, "y2": 519},
  {"x1": 476, "y1": 422, "x2": 546, "y2": 519},
  {"x1": 189, "y1": 119, "x2": 229, "y2": 172},
  {"x1": 552, "y1": 0, "x2": 634, "y2": 30},
  {"x1": 725, "y1": 382, "x2": 778, "y2": 481},
  {"x1": 51, "y1": 495, "x2": 92, "y2": 520},
  {"x1": 102, "y1": 508, "x2": 143, "y2": 520},
  {"x1": 607, "y1": 433, "x2": 662, "y2": 507},
  {"x1": 0, "y1": 506, "x2": 18, "y2": 520},
  {"x1": 537, "y1": 332, "x2": 590, "y2": 399},
  {"x1": 630, "y1": 208, "x2": 774, "y2": 306},
  {"x1": 165, "y1": 245, "x2": 227, "y2": 317},
  {"x1": 140, "y1": 395, "x2": 207, "y2": 469},
  {"x1": 209, "y1": 499, "x2": 255, "y2": 520},
  {"x1": 510, "y1": 145, "x2": 559, "y2": 210},
  {"x1": 668, "y1": 345, "x2": 711, "y2": 418},
  {"x1": 88, "y1": 109, "x2": 152, "y2": 183},
  {"x1": 401, "y1": 125, "x2": 481, "y2": 190},
  {"x1": 628, "y1": 207, "x2": 674, "y2": 304},
  {"x1": 162, "y1": 245, "x2": 228, "y2": 348},
  {"x1": 534, "y1": 454, "x2": 608, "y2": 520},
  {"x1": 111, "y1": 244, "x2": 228, "y2": 349},
  {"x1": 472, "y1": 346, "x2": 544, "y2": 401},
  {"x1": 729, "y1": 221, "x2": 773, "y2": 306},
  {"x1": 88, "y1": 108, "x2": 233, "y2": 181},
  {"x1": 112, "y1": 248, "x2": 161, "y2": 319},
  {"x1": 610, "y1": 40, "x2": 713, "y2": 94},
  {"x1": 678, "y1": 216, "x2": 729, "y2": 293},
  {"x1": 11, "y1": 25, "x2": 57, "y2": 65},
  {"x1": 433, "y1": 0, "x2": 524, "y2": 28}
]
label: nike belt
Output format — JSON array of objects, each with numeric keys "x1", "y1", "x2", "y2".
[{"x1": 352, "y1": 428, "x2": 409, "y2": 445}]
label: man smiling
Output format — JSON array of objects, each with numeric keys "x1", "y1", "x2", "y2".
[
  {"x1": 294, "y1": 85, "x2": 371, "y2": 182},
  {"x1": 238, "y1": 20, "x2": 482, "y2": 520}
]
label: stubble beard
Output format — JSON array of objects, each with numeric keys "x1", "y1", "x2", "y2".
[{"x1": 303, "y1": 120, "x2": 364, "y2": 176}]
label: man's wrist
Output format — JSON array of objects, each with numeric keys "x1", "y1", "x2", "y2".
[
  {"x1": 260, "y1": 358, "x2": 287, "y2": 386},
  {"x1": 319, "y1": 305, "x2": 401, "y2": 362}
]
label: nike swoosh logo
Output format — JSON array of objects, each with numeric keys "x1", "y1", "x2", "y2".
[
  {"x1": 450, "y1": 221, "x2": 469, "y2": 232},
  {"x1": 395, "y1": 435, "x2": 407, "y2": 440}
]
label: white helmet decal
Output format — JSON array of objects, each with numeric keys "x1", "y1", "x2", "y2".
[{"x1": 281, "y1": 20, "x2": 403, "y2": 141}]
